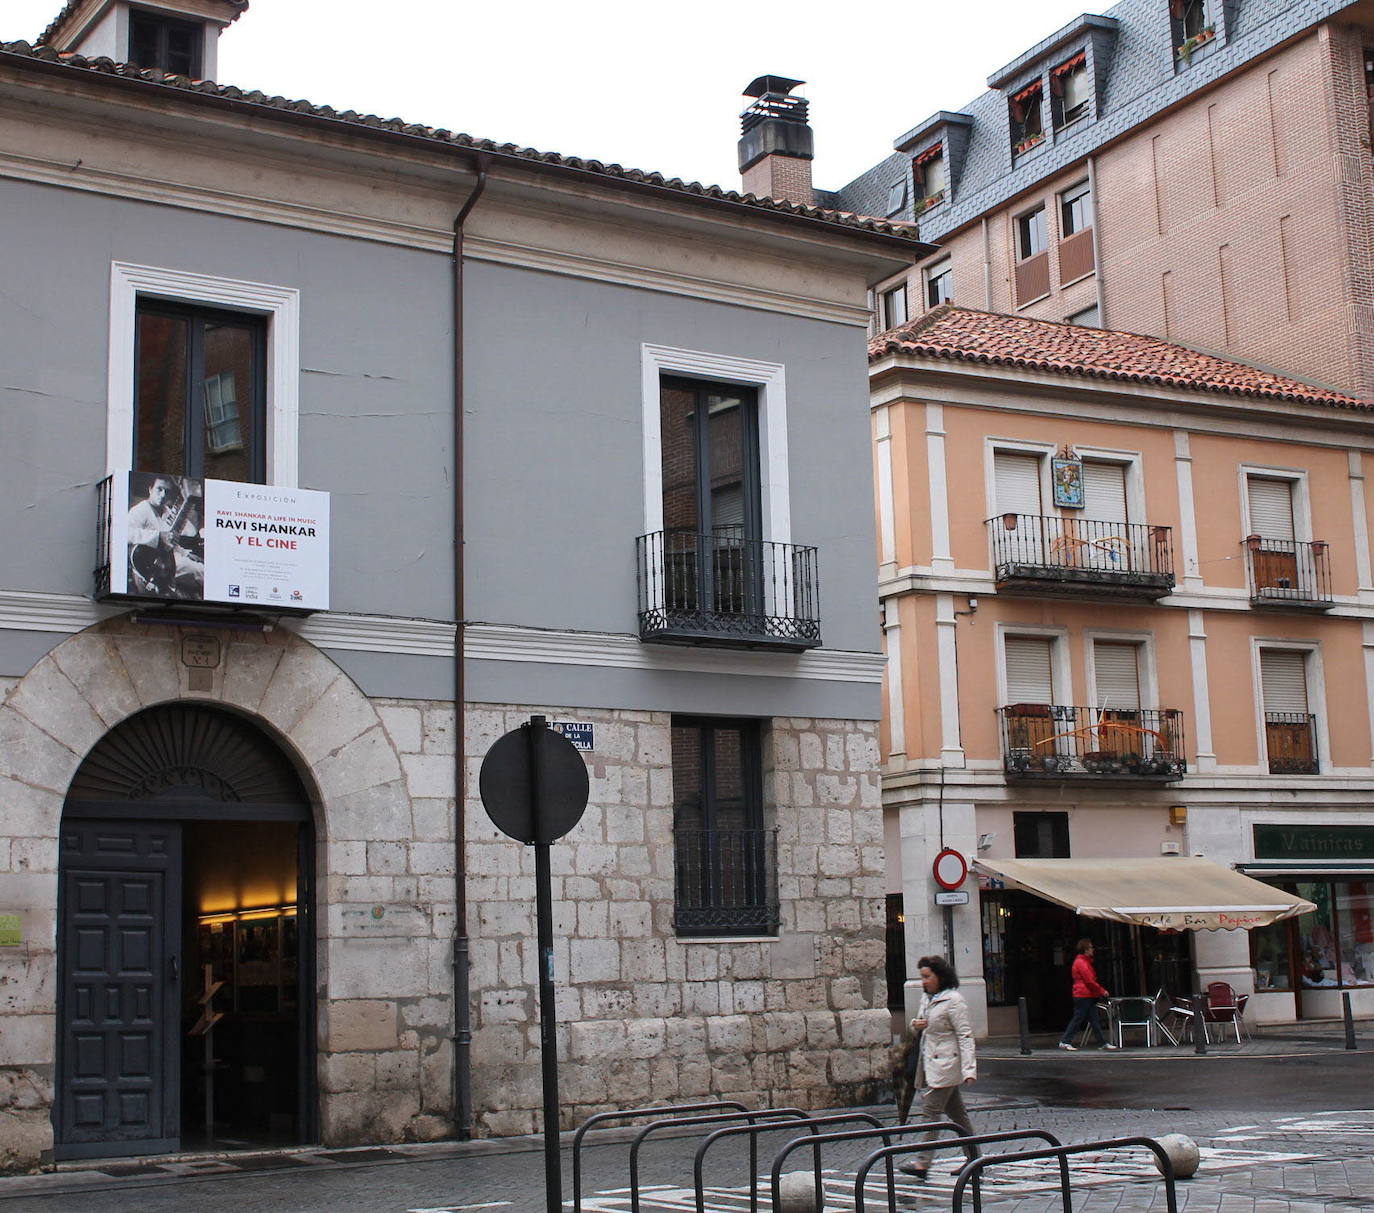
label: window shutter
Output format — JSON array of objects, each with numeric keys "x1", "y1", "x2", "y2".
[
  {"x1": 1005, "y1": 636, "x2": 1054, "y2": 704},
  {"x1": 1093, "y1": 642, "x2": 1141, "y2": 710},
  {"x1": 1247, "y1": 477, "x2": 1296, "y2": 541},
  {"x1": 1260, "y1": 650, "x2": 1309, "y2": 713},
  {"x1": 994, "y1": 452, "x2": 1043, "y2": 516},
  {"x1": 1083, "y1": 461, "x2": 1128, "y2": 524}
]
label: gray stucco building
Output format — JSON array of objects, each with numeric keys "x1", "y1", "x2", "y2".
[{"x1": 0, "y1": 0, "x2": 927, "y2": 1170}]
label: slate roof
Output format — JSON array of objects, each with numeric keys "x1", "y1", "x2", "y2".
[
  {"x1": 833, "y1": 0, "x2": 1353, "y2": 241},
  {"x1": 0, "y1": 37, "x2": 927, "y2": 248},
  {"x1": 870, "y1": 305, "x2": 1373, "y2": 412},
  {"x1": 38, "y1": 0, "x2": 250, "y2": 49}
]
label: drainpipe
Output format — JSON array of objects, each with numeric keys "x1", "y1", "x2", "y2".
[
  {"x1": 451, "y1": 153, "x2": 489, "y2": 1141},
  {"x1": 1086, "y1": 154, "x2": 1106, "y2": 326}
]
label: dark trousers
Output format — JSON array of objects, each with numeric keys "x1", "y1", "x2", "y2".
[
  {"x1": 1061, "y1": 997, "x2": 1107, "y2": 1045},
  {"x1": 915, "y1": 1083, "x2": 980, "y2": 1168}
]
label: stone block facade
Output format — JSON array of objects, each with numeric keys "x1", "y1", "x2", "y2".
[
  {"x1": 0, "y1": 622, "x2": 890, "y2": 1167},
  {"x1": 464, "y1": 703, "x2": 889, "y2": 1135}
]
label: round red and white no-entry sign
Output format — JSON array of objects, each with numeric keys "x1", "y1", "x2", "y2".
[{"x1": 932, "y1": 847, "x2": 968, "y2": 891}]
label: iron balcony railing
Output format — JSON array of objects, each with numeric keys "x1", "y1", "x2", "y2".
[
  {"x1": 988, "y1": 514, "x2": 1174, "y2": 597},
  {"x1": 1265, "y1": 712, "x2": 1319, "y2": 774},
  {"x1": 637, "y1": 528, "x2": 820, "y2": 651},
  {"x1": 673, "y1": 827, "x2": 779, "y2": 937},
  {"x1": 1244, "y1": 537, "x2": 1333, "y2": 608},
  {"x1": 999, "y1": 704, "x2": 1187, "y2": 780}
]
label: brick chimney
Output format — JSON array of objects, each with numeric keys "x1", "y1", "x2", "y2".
[{"x1": 738, "y1": 75, "x2": 814, "y2": 206}]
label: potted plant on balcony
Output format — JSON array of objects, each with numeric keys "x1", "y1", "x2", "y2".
[
  {"x1": 1014, "y1": 133, "x2": 1045, "y2": 155},
  {"x1": 1177, "y1": 25, "x2": 1215, "y2": 64},
  {"x1": 919, "y1": 189, "x2": 946, "y2": 212}
]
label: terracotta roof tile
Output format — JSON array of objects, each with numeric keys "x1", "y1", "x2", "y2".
[
  {"x1": 0, "y1": 38, "x2": 926, "y2": 246},
  {"x1": 870, "y1": 304, "x2": 1372, "y2": 412}
]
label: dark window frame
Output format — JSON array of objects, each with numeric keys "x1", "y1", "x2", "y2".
[
  {"x1": 1013, "y1": 811, "x2": 1071, "y2": 858},
  {"x1": 134, "y1": 298, "x2": 267, "y2": 483},
  {"x1": 1010, "y1": 83, "x2": 1046, "y2": 154},
  {"x1": 670, "y1": 716, "x2": 777, "y2": 938},
  {"x1": 1016, "y1": 205, "x2": 1048, "y2": 260},
  {"x1": 128, "y1": 8, "x2": 204, "y2": 77},
  {"x1": 1060, "y1": 180, "x2": 1093, "y2": 236},
  {"x1": 926, "y1": 260, "x2": 953, "y2": 308},
  {"x1": 1051, "y1": 56, "x2": 1092, "y2": 129},
  {"x1": 880, "y1": 283, "x2": 909, "y2": 331}
]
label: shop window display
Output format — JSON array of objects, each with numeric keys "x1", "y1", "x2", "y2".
[{"x1": 1251, "y1": 879, "x2": 1374, "y2": 989}]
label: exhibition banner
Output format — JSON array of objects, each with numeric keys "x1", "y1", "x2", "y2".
[{"x1": 104, "y1": 471, "x2": 330, "y2": 610}]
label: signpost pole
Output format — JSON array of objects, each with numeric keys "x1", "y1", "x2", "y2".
[{"x1": 526, "y1": 715, "x2": 563, "y2": 1213}]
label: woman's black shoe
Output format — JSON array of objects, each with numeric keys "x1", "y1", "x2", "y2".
[{"x1": 898, "y1": 1162, "x2": 929, "y2": 1180}]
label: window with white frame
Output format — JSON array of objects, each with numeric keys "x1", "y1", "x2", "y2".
[
  {"x1": 879, "y1": 283, "x2": 909, "y2": 331},
  {"x1": 1244, "y1": 473, "x2": 1314, "y2": 598},
  {"x1": 1005, "y1": 634, "x2": 1056, "y2": 707},
  {"x1": 925, "y1": 259, "x2": 953, "y2": 308},
  {"x1": 108, "y1": 263, "x2": 300, "y2": 486},
  {"x1": 1259, "y1": 648, "x2": 1318, "y2": 774},
  {"x1": 1051, "y1": 53, "x2": 1091, "y2": 128}
]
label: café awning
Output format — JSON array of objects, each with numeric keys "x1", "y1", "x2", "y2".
[{"x1": 973, "y1": 857, "x2": 1315, "y2": 930}]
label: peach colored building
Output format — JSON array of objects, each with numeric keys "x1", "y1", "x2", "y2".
[
  {"x1": 832, "y1": 0, "x2": 1374, "y2": 400},
  {"x1": 871, "y1": 306, "x2": 1374, "y2": 1036}
]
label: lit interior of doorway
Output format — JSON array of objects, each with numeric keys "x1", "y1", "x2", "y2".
[{"x1": 181, "y1": 820, "x2": 300, "y2": 1149}]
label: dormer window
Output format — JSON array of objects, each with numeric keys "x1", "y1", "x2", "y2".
[
  {"x1": 1010, "y1": 82, "x2": 1044, "y2": 155},
  {"x1": 914, "y1": 145, "x2": 947, "y2": 211},
  {"x1": 1051, "y1": 52, "x2": 1090, "y2": 128},
  {"x1": 886, "y1": 177, "x2": 909, "y2": 218},
  {"x1": 1171, "y1": 0, "x2": 1215, "y2": 63},
  {"x1": 129, "y1": 10, "x2": 203, "y2": 77}
]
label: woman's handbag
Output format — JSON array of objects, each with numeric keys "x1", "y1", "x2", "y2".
[{"x1": 892, "y1": 1030, "x2": 922, "y2": 1123}]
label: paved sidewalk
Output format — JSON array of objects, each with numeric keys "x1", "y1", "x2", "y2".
[{"x1": 0, "y1": 1034, "x2": 1368, "y2": 1212}]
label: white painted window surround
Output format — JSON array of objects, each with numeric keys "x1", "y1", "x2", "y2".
[
  {"x1": 640, "y1": 344, "x2": 790, "y2": 543},
  {"x1": 107, "y1": 262, "x2": 301, "y2": 486}
]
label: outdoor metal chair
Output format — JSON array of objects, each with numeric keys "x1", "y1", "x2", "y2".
[
  {"x1": 1165, "y1": 996, "x2": 1207, "y2": 1044},
  {"x1": 1150, "y1": 988, "x2": 1179, "y2": 1045},
  {"x1": 1203, "y1": 981, "x2": 1248, "y2": 1042},
  {"x1": 1078, "y1": 1001, "x2": 1112, "y2": 1046},
  {"x1": 1113, "y1": 996, "x2": 1155, "y2": 1047}
]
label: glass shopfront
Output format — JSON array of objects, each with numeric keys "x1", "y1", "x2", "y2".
[{"x1": 1251, "y1": 878, "x2": 1374, "y2": 991}]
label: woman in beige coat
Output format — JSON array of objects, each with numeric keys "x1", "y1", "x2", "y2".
[{"x1": 899, "y1": 954, "x2": 980, "y2": 1180}]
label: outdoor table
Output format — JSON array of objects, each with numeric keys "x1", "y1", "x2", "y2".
[{"x1": 1101, "y1": 995, "x2": 1173, "y2": 1047}]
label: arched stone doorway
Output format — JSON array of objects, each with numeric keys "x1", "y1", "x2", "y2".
[
  {"x1": 0, "y1": 617, "x2": 427, "y2": 1172},
  {"x1": 57, "y1": 702, "x2": 315, "y2": 1159}
]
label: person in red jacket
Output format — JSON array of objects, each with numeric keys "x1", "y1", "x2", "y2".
[{"x1": 1057, "y1": 939, "x2": 1118, "y2": 1050}]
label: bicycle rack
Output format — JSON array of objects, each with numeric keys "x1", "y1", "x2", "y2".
[
  {"x1": 949, "y1": 1136, "x2": 1179, "y2": 1213},
  {"x1": 768, "y1": 1120, "x2": 961, "y2": 1213},
  {"x1": 852, "y1": 1129, "x2": 1066, "y2": 1213},
  {"x1": 629, "y1": 1108, "x2": 808, "y2": 1213},
  {"x1": 571, "y1": 1101, "x2": 748, "y2": 1213},
  {"x1": 692, "y1": 1111, "x2": 886, "y2": 1213}
]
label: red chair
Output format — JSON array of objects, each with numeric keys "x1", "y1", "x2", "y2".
[{"x1": 1202, "y1": 981, "x2": 1248, "y2": 1042}]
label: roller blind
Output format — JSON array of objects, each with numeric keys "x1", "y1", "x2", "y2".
[
  {"x1": 1093, "y1": 641, "x2": 1141, "y2": 710},
  {"x1": 1247, "y1": 477, "x2": 1296, "y2": 541},
  {"x1": 1083, "y1": 461, "x2": 1128, "y2": 524},
  {"x1": 994, "y1": 452, "x2": 1043, "y2": 516},
  {"x1": 1005, "y1": 636, "x2": 1055, "y2": 704},
  {"x1": 1260, "y1": 649, "x2": 1308, "y2": 713}
]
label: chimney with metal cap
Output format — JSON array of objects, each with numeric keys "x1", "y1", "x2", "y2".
[{"x1": 738, "y1": 75, "x2": 814, "y2": 206}]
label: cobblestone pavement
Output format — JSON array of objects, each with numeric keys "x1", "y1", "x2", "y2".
[{"x1": 0, "y1": 1033, "x2": 1368, "y2": 1213}]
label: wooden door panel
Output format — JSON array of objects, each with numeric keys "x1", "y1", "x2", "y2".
[{"x1": 57, "y1": 822, "x2": 179, "y2": 1159}]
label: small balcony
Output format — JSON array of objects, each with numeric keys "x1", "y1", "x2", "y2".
[
  {"x1": 989, "y1": 515, "x2": 1175, "y2": 598},
  {"x1": 1244, "y1": 537, "x2": 1333, "y2": 610},
  {"x1": 637, "y1": 529, "x2": 820, "y2": 651},
  {"x1": 1265, "y1": 712, "x2": 1319, "y2": 774},
  {"x1": 673, "y1": 827, "x2": 779, "y2": 937},
  {"x1": 1000, "y1": 704, "x2": 1187, "y2": 782}
]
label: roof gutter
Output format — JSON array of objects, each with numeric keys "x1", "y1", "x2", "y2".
[
  {"x1": 0, "y1": 46, "x2": 934, "y2": 257},
  {"x1": 450, "y1": 152, "x2": 489, "y2": 1142}
]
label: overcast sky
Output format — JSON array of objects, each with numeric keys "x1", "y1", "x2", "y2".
[{"x1": 4, "y1": 0, "x2": 1092, "y2": 193}]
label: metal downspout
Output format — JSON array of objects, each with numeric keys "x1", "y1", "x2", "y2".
[{"x1": 452, "y1": 154, "x2": 489, "y2": 1141}]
